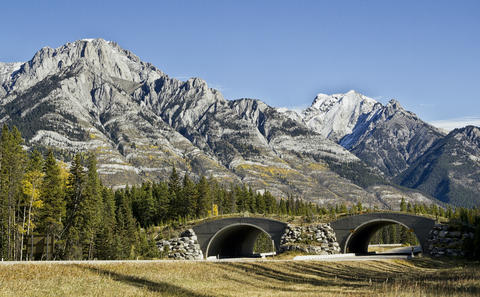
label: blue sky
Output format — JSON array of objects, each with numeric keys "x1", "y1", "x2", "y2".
[{"x1": 1, "y1": 0, "x2": 479, "y2": 129}]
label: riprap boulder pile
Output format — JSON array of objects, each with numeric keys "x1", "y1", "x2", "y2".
[
  {"x1": 156, "y1": 229, "x2": 203, "y2": 260},
  {"x1": 280, "y1": 223, "x2": 340, "y2": 254},
  {"x1": 426, "y1": 224, "x2": 474, "y2": 257}
]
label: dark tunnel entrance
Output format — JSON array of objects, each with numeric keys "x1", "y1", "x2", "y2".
[
  {"x1": 345, "y1": 219, "x2": 421, "y2": 255},
  {"x1": 206, "y1": 224, "x2": 274, "y2": 259}
]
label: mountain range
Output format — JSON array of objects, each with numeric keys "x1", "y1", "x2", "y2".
[{"x1": 1, "y1": 38, "x2": 478, "y2": 208}]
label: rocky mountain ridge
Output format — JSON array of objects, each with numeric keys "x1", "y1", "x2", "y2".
[
  {"x1": 299, "y1": 91, "x2": 446, "y2": 177},
  {"x1": 397, "y1": 126, "x2": 480, "y2": 207},
  {"x1": 297, "y1": 90, "x2": 480, "y2": 207},
  {"x1": 0, "y1": 39, "x2": 457, "y2": 208}
]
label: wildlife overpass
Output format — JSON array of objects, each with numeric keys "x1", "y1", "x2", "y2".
[
  {"x1": 192, "y1": 213, "x2": 436, "y2": 259},
  {"x1": 330, "y1": 212, "x2": 436, "y2": 254}
]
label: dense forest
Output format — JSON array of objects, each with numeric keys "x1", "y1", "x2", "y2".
[{"x1": 1, "y1": 125, "x2": 479, "y2": 261}]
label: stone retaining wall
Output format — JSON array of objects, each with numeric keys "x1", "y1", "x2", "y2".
[
  {"x1": 156, "y1": 229, "x2": 203, "y2": 260},
  {"x1": 280, "y1": 223, "x2": 340, "y2": 254},
  {"x1": 426, "y1": 224, "x2": 474, "y2": 257}
]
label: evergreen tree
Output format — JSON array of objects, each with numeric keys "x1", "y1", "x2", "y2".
[
  {"x1": 196, "y1": 176, "x2": 210, "y2": 217},
  {"x1": 153, "y1": 182, "x2": 169, "y2": 223},
  {"x1": 255, "y1": 192, "x2": 266, "y2": 214},
  {"x1": 400, "y1": 198, "x2": 407, "y2": 212},
  {"x1": 182, "y1": 174, "x2": 197, "y2": 218},
  {"x1": 38, "y1": 150, "x2": 66, "y2": 259},
  {"x1": 137, "y1": 228, "x2": 159, "y2": 259},
  {"x1": 81, "y1": 153, "x2": 102, "y2": 259},
  {"x1": 225, "y1": 185, "x2": 237, "y2": 214},
  {"x1": 63, "y1": 154, "x2": 85, "y2": 259},
  {"x1": 279, "y1": 199, "x2": 287, "y2": 215},
  {"x1": 356, "y1": 202, "x2": 363, "y2": 213},
  {"x1": 263, "y1": 191, "x2": 276, "y2": 214},
  {"x1": 389, "y1": 225, "x2": 398, "y2": 243},
  {"x1": 248, "y1": 187, "x2": 255, "y2": 213},
  {"x1": 95, "y1": 188, "x2": 116, "y2": 259},
  {"x1": 407, "y1": 202, "x2": 413, "y2": 213},
  {"x1": 167, "y1": 167, "x2": 182, "y2": 218},
  {"x1": 115, "y1": 190, "x2": 138, "y2": 259},
  {"x1": 132, "y1": 183, "x2": 156, "y2": 227}
]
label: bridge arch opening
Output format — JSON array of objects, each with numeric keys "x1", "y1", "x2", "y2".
[
  {"x1": 206, "y1": 223, "x2": 274, "y2": 259},
  {"x1": 344, "y1": 219, "x2": 421, "y2": 254}
]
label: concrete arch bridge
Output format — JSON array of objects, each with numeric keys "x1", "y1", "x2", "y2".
[{"x1": 191, "y1": 213, "x2": 436, "y2": 259}]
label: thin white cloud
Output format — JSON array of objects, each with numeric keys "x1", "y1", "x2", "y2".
[
  {"x1": 430, "y1": 116, "x2": 480, "y2": 132},
  {"x1": 279, "y1": 104, "x2": 309, "y2": 114}
]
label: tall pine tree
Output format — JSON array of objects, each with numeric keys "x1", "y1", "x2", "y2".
[
  {"x1": 38, "y1": 150, "x2": 66, "y2": 259},
  {"x1": 63, "y1": 154, "x2": 85, "y2": 259},
  {"x1": 82, "y1": 153, "x2": 102, "y2": 259}
]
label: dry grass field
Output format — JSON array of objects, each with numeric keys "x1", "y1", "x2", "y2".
[{"x1": 0, "y1": 258, "x2": 479, "y2": 297}]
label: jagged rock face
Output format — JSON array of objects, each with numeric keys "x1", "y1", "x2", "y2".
[
  {"x1": 0, "y1": 39, "x2": 238, "y2": 186},
  {"x1": 301, "y1": 92, "x2": 445, "y2": 177},
  {"x1": 0, "y1": 38, "x2": 438, "y2": 208},
  {"x1": 397, "y1": 126, "x2": 480, "y2": 207},
  {"x1": 344, "y1": 100, "x2": 445, "y2": 177}
]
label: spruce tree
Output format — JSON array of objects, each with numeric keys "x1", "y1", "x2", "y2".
[
  {"x1": 168, "y1": 167, "x2": 182, "y2": 218},
  {"x1": 38, "y1": 150, "x2": 66, "y2": 260},
  {"x1": 263, "y1": 191, "x2": 275, "y2": 214},
  {"x1": 136, "y1": 183, "x2": 156, "y2": 227},
  {"x1": 115, "y1": 190, "x2": 138, "y2": 259},
  {"x1": 196, "y1": 176, "x2": 210, "y2": 217},
  {"x1": 95, "y1": 188, "x2": 116, "y2": 259},
  {"x1": 63, "y1": 153, "x2": 85, "y2": 259},
  {"x1": 81, "y1": 153, "x2": 102, "y2": 259},
  {"x1": 182, "y1": 174, "x2": 197, "y2": 218},
  {"x1": 255, "y1": 192, "x2": 266, "y2": 214},
  {"x1": 153, "y1": 182, "x2": 169, "y2": 224}
]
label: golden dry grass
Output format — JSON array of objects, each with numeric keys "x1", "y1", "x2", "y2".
[{"x1": 0, "y1": 258, "x2": 478, "y2": 297}]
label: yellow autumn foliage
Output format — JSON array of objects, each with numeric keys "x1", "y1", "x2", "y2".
[{"x1": 237, "y1": 164, "x2": 298, "y2": 179}]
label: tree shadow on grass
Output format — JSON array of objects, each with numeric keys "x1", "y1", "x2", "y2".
[
  {"x1": 212, "y1": 264, "x2": 319, "y2": 293},
  {"x1": 285, "y1": 262, "x2": 387, "y2": 283},
  {"x1": 76, "y1": 265, "x2": 214, "y2": 297},
  {"x1": 294, "y1": 261, "x2": 480, "y2": 295},
  {"x1": 411, "y1": 258, "x2": 479, "y2": 269},
  {"x1": 221, "y1": 273, "x2": 315, "y2": 293},
  {"x1": 217, "y1": 262, "x2": 366, "y2": 289},
  {"x1": 217, "y1": 261, "x2": 480, "y2": 296}
]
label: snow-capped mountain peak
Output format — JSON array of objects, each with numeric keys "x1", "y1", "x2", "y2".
[{"x1": 302, "y1": 90, "x2": 380, "y2": 141}]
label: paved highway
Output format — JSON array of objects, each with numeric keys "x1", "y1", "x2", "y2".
[{"x1": 0, "y1": 253, "x2": 415, "y2": 265}]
